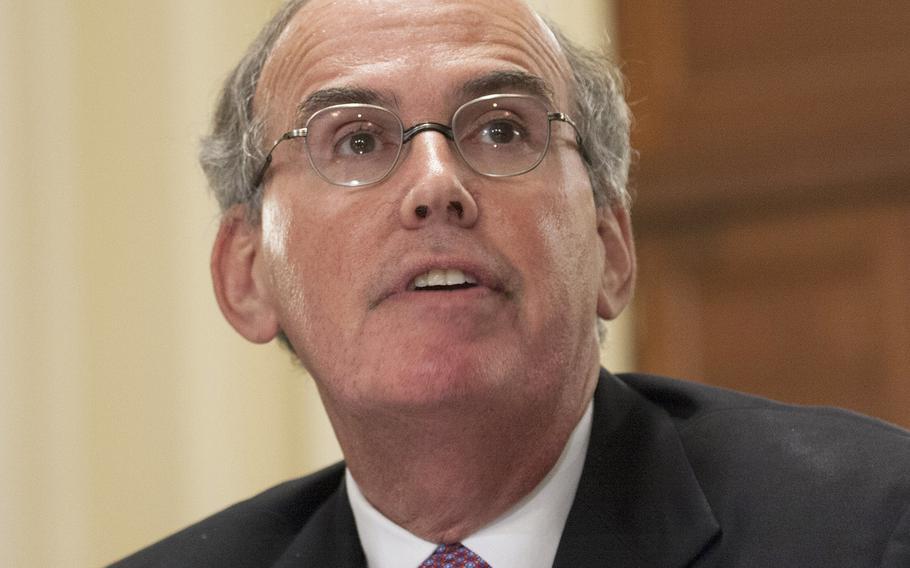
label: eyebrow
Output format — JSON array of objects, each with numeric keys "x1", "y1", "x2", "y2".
[
  {"x1": 294, "y1": 70, "x2": 556, "y2": 123},
  {"x1": 296, "y1": 87, "x2": 399, "y2": 123},
  {"x1": 458, "y1": 70, "x2": 556, "y2": 104}
]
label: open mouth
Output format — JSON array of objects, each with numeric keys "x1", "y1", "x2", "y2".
[{"x1": 408, "y1": 268, "x2": 479, "y2": 291}]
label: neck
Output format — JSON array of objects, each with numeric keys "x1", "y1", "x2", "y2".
[{"x1": 327, "y1": 370, "x2": 598, "y2": 543}]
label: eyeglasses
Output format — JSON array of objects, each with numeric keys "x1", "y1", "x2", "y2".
[{"x1": 254, "y1": 93, "x2": 583, "y2": 188}]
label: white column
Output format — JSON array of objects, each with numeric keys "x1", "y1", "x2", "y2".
[{"x1": 0, "y1": 1, "x2": 89, "y2": 565}]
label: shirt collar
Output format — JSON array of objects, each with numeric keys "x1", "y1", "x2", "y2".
[{"x1": 347, "y1": 400, "x2": 593, "y2": 568}]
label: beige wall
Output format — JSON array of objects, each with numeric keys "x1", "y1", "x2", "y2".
[{"x1": 0, "y1": 1, "x2": 623, "y2": 565}]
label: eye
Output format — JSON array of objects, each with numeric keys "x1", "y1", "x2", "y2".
[
  {"x1": 480, "y1": 119, "x2": 523, "y2": 145},
  {"x1": 457, "y1": 106, "x2": 533, "y2": 150},
  {"x1": 335, "y1": 126, "x2": 384, "y2": 156}
]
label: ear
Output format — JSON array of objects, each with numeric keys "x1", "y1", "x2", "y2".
[
  {"x1": 210, "y1": 205, "x2": 280, "y2": 343},
  {"x1": 595, "y1": 204, "x2": 637, "y2": 320}
]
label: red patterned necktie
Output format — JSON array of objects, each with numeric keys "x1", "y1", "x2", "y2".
[{"x1": 420, "y1": 543, "x2": 492, "y2": 568}]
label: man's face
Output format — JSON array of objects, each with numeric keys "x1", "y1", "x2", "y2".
[{"x1": 247, "y1": 0, "x2": 632, "y2": 419}]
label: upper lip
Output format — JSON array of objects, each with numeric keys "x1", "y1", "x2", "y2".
[
  {"x1": 407, "y1": 267, "x2": 478, "y2": 290},
  {"x1": 401, "y1": 258, "x2": 499, "y2": 293},
  {"x1": 371, "y1": 255, "x2": 508, "y2": 307}
]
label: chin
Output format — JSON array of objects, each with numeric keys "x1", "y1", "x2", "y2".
[{"x1": 353, "y1": 341, "x2": 520, "y2": 410}]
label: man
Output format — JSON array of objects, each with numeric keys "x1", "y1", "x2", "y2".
[{"x1": 112, "y1": 0, "x2": 910, "y2": 566}]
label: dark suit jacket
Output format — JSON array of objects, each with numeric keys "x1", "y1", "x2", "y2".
[{"x1": 111, "y1": 370, "x2": 910, "y2": 567}]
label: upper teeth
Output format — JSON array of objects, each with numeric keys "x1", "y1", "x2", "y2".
[{"x1": 412, "y1": 268, "x2": 477, "y2": 289}]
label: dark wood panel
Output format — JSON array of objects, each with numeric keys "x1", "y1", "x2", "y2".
[
  {"x1": 686, "y1": 2, "x2": 910, "y2": 74},
  {"x1": 634, "y1": 204, "x2": 910, "y2": 428},
  {"x1": 618, "y1": 1, "x2": 910, "y2": 430},
  {"x1": 618, "y1": 0, "x2": 910, "y2": 222}
]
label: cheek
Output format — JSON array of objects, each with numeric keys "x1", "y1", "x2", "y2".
[
  {"x1": 503, "y1": 186, "x2": 601, "y2": 345},
  {"x1": 259, "y1": 196, "x2": 315, "y2": 335},
  {"x1": 258, "y1": 186, "x2": 389, "y2": 335},
  {"x1": 500, "y1": 164, "x2": 601, "y2": 298},
  {"x1": 537, "y1": 204, "x2": 601, "y2": 303}
]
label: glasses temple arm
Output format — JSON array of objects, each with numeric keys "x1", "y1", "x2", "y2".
[
  {"x1": 250, "y1": 128, "x2": 307, "y2": 192},
  {"x1": 549, "y1": 112, "x2": 590, "y2": 166}
]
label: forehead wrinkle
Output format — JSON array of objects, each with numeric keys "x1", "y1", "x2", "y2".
[
  {"x1": 254, "y1": 1, "x2": 384, "y2": 125},
  {"x1": 257, "y1": 0, "x2": 573, "y2": 132},
  {"x1": 415, "y1": 1, "x2": 570, "y2": 94},
  {"x1": 469, "y1": 5, "x2": 571, "y2": 102}
]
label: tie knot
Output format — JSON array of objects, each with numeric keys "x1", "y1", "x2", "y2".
[{"x1": 421, "y1": 542, "x2": 491, "y2": 568}]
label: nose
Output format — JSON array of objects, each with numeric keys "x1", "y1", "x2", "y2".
[{"x1": 398, "y1": 131, "x2": 478, "y2": 230}]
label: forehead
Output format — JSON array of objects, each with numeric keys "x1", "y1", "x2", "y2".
[{"x1": 256, "y1": 0, "x2": 571, "y2": 130}]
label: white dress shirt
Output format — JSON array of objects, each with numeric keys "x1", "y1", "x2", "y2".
[{"x1": 347, "y1": 400, "x2": 593, "y2": 568}]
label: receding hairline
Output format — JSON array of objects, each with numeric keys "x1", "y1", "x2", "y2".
[{"x1": 252, "y1": 0, "x2": 574, "y2": 124}]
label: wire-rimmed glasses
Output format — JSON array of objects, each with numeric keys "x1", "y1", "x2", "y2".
[{"x1": 253, "y1": 93, "x2": 583, "y2": 189}]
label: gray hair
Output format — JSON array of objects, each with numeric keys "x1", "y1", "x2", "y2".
[
  {"x1": 546, "y1": 25, "x2": 633, "y2": 210},
  {"x1": 199, "y1": 0, "x2": 633, "y2": 223}
]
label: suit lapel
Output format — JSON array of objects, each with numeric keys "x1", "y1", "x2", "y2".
[
  {"x1": 554, "y1": 370, "x2": 720, "y2": 568},
  {"x1": 267, "y1": 371, "x2": 718, "y2": 568},
  {"x1": 271, "y1": 478, "x2": 367, "y2": 568}
]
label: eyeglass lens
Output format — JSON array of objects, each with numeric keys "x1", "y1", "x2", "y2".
[{"x1": 297, "y1": 95, "x2": 552, "y2": 186}]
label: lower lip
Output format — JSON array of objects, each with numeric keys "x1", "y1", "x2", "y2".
[
  {"x1": 370, "y1": 287, "x2": 510, "y2": 337},
  {"x1": 379, "y1": 286, "x2": 497, "y2": 308}
]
